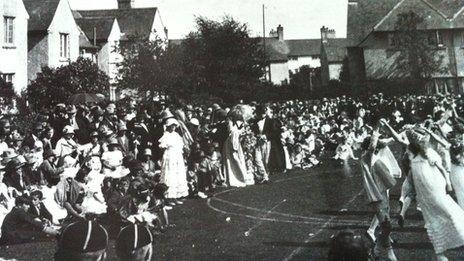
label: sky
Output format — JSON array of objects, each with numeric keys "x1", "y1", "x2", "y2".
[{"x1": 69, "y1": 0, "x2": 348, "y2": 40}]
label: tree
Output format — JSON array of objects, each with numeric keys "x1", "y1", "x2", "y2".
[
  {"x1": 27, "y1": 57, "x2": 109, "y2": 110},
  {"x1": 181, "y1": 16, "x2": 266, "y2": 103},
  {"x1": 115, "y1": 35, "x2": 179, "y2": 100},
  {"x1": 393, "y1": 11, "x2": 444, "y2": 91}
]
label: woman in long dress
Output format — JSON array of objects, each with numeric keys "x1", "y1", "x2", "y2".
[
  {"x1": 450, "y1": 144, "x2": 464, "y2": 209},
  {"x1": 407, "y1": 130, "x2": 464, "y2": 260},
  {"x1": 223, "y1": 116, "x2": 249, "y2": 187},
  {"x1": 159, "y1": 118, "x2": 189, "y2": 203}
]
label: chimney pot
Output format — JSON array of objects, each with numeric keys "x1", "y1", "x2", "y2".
[
  {"x1": 118, "y1": 0, "x2": 135, "y2": 9},
  {"x1": 277, "y1": 24, "x2": 284, "y2": 41}
]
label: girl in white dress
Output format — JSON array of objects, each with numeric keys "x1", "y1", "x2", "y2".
[
  {"x1": 450, "y1": 144, "x2": 464, "y2": 209},
  {"x1": 408, "y1": 130, "x2": 464, "y2": 260},
  {"x1": 101, "y1": 138, "x2": 129, "y2": 179},
  {"x1": 159, "y1": 118, "x2": 189, "y2": 203},
  {"x1": 81, "y1": 157, "x2": 107, "y2": 215}
]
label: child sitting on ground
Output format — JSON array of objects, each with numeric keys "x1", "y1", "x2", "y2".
[{"x1": 334, "y1": 137, "x2": 358, "y2": 176}]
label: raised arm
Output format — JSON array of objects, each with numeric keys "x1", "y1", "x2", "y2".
[{"x1": 381, "y1": 119, "x2": 409, "y2": 147}]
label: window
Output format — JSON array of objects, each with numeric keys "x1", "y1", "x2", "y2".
[
  {"x1": 428, "y1": 30, "x2": 444, "y2": 47},
  {"x1": 388, "y1": 33, "x2": 399, "y2": 48},
  {"x1": 1, "y1": 73, "x2": 14, "y2": 83},
  {"x1": 60, "y1": 33, "x2": 70, "y2": 58},
  {"x1": 3, "y1": 17, "x2": 14, "y2": 44}
]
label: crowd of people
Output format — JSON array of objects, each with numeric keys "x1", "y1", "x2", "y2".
[{"x1": 0, "y1": 93, "x2": 463, "y2": 260}]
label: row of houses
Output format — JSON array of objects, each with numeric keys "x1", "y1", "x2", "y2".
[
  {"x1": 346, "y1": 0, "x2": 464, "y2": 93},
  {"x1": 1, "y1": 0, "x2": 167, "y2": 96},
  {"x1": 260, "y1": 25, "x2": 348, "y2": 86}
]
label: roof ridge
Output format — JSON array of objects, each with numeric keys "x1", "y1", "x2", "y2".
[
  {"x1": 453, "y1": 4, "x2": 464, "y2": 19},
  {"x1": 420, "y1": 0, "x2": 449, "y2": 19},
  {"x1": 75, "y1": 7, "x2": 157, "y2": 12},
  {"x1": 373, "y1": 0, "x2": 407, "y2": 31}
]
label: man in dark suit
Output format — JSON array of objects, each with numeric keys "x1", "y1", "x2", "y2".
[{"x1": 22, "y1": 123, "x2": 43, "y2": 151}]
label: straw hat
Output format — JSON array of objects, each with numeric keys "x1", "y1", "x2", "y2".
[
  {"x1": 165, "y1": 118, "x2": 179, "y2": 127},
  {"x1": 63, "y1": 125, "x2": 75, "y2": 135},
  {"x1": 190, "y1": 118, "x2": 200, "y2": 126},
  {"x1": 143, "y1": 148, "x2": 152, "y2": 156}
]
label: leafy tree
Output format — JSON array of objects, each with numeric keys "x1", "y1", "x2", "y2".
[
  {"x1": 27, "y1": 57, "x2": 109, "y2": 110},
  {"x1": 181, "y1": 16, "x2": 266, "y2": 103},
  {"x1": 393, "y1": 11, "x2": 444, "y2": 91},
  {"x1": 115, "y1": 35, "x2": 179, "y2": 99},
  {"x1": 289, "y1": 66, "x2": 321, "y2": 93}
]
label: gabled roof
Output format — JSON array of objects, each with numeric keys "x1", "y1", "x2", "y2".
[
  {"x1": 75, "y1": 17, "x2": 116, "y2": 42},
  {"x1": 426, "y1": 0, "x2": 464, "y2": 19},
  {"x1": 347, "y1": 0, "x2": 399, "y2": 47},
  {"x1": 75, "y1": 8, "x2": 157, "y2": 39},
  {"x1": 374, "y1": 0, "x2": 452, "y2": 31},
  {"x1": 347, "y1": 0, "x2": 464, "y2": 47},
  {"x1": 23, "y1": 0, "x2": 61, "y2": 32}
]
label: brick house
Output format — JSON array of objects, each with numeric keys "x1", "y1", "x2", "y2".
[
  {"x1": 347, "y1": 0, "x2": 464, "y2": 93},
  {"x1": 0, "y1": 0, "x2": 29, "y2": 94},
  {"x1": 24, "y1": 0, "x2": 80, "y2": 82}
]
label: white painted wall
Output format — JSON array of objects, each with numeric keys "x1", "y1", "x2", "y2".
[
  {"x1": 329, "y1": 63, "x2": 342, "y2": 80},
  {"x1": 270, "y1": 62, "x2": 289, "y2": 85},
  {"x1": 287, "y1": 56, "x2": 320, "y2": 72},
  {"x1": 0, "y1": 0, "x2": 29, "y2": 93},
  {"x1": 47, "y1": 0, "x2": 80, "y2": 68}
]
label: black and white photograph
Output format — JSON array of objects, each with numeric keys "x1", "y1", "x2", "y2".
[{"x1": 1, "y1": 0, "x2": 464, "y2": 260}]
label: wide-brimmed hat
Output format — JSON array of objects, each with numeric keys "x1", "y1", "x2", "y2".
[
  {"x1": 190, "y1": 118, "x2": 200, "y2": 126},
  {"x1": 160, "y1": 110, "x2": 174, "y2": 120},
  {"x1": 66, "y1": 105, "x2": 77, "y2": 114},
  {"x1": 1, "y1": 149, "x2": 18, "y2": 165},
  {"x1": 143, "y1": 148, "x2": 152, "y2": 156},
  {"x1": 6, "y1": 157, "x2": 25, "y2": 170},
  {"x1": 63, "y1": 125, "x2": 75, "y2": 135},
  {"x1": 212, "y1": 103, "x2": 221, "y2": 111},
  {"x1": 165, "y1": 118, "x2": 179, "y2": 127}
]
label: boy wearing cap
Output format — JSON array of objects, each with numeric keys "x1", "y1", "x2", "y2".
[
  {"x1": 116, "y1": 224, "x2": 153, "y2": 261},
  {"x1": 55, "y1": 219, "x2": 108, "y2": 261}
]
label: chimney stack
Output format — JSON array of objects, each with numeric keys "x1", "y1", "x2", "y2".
[
  {"x1": 277, "y1": 24, "x2": 284, "y2": 41},
  {"x1": 117, "y1": 0, "x2": 135, "y2": 9},
  {"x1": 321, "y1": 26, "x2": 336, "y2": 43}
]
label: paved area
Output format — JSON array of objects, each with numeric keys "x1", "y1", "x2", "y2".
[{"x1": 1, "y1": 162, "x2": 464, "y2": 260}]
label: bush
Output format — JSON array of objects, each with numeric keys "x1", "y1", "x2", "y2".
[{"x1": 27, "y1": 57, "x2": 109, "y2": 110}]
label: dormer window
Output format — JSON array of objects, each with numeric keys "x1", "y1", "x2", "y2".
[{"x1": 3, "y1": 16, "x2": 14, "y2": 45}]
